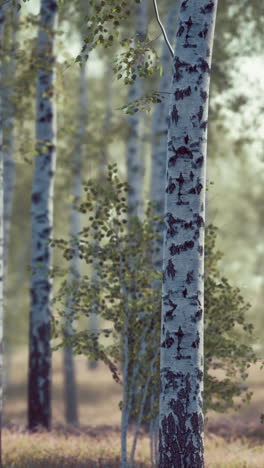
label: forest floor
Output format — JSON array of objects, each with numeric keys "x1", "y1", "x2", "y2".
[{"x1": 2, "y1": 349, "x2": 264, "y2": 467}]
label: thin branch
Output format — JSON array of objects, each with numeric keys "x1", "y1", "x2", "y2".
[{"x1": 152, "y1": 0, "x2": 174, "y2": 58}]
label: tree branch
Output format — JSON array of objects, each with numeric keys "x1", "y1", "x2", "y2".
[{"x1": 152, "y1": 0, "x2": 174, "y2": 58}]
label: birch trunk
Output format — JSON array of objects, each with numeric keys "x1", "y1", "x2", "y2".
[
  {"x1": 62, "y1": 62, "x2": 87, "y2": 423},
  {"x1": 159, "y1": 1, "x2": 218, "y2": 466},
  {"x1": 2, "y1": 6, "x2": 20, "y2": 396},
  {"x1": 28, "y1": 0, "x2": 58, "y2": 431},
  {"x1": 126, "y1": 0, "x2": 148, "y2": 219},
  {"x1": 88, "y1": 58, "x2": 113, "y2": 369},
  {"x1": 150, "y1": 3, "x2": 179, "y2": 271},
  {"x1": 125, "y1": 0, "x2": 149, "y2": 429},
  {"x1": 0, "y1": 4, "x2": 5, "y2": 460}
]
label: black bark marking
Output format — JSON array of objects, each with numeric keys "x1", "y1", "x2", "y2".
[
  {"x1": 184, "y1": 221, "x2": 193, "y2": 230},
  {"x1": 192, "y1": 308, "x2": 203, "y2": 323},
  {"x1": 198, "y1": 245, "x2": 203, "y2": 256},
  {"x1": 177, "y1": 24, "x2": 185, "y2": 37},
  {"x1": 170, "y1": 240, "x2": 194, "y2": 256},
  {"x1": 171, "y1": 104, "x2": 179, "y2": 124},
  {"x1": 198, "y1": 106, "x2": 204, "y2": 122},
  {"x1": 188, "y1": 187, "x2": 196, "y2": 194},
  {"x1": 28, "y1": 321, "x2": 51, "y2": 431},
  {"x1": 200, "y1": 1, "x2": 215, "y2": 14},
  {"x1": 196, "y1": 181, "x2": 203, "y2": 193},
  {"x1": 194, "y1": 214, "x2": 204, "y2": 227},
  {"x1": 196, "y1": 368, "x2": 203, "y2": 381},
  {"x1": 175, "y1": 86, "x2": 191, "y2": 100},
  {"x1": 185, "y1": 16, "x2": 193, "y2": 32},
  {"x1": 198, "y1": 57, "x2": 210, "y2": 73},
  {"x1": 200, "y1": 90, "x2": 208, "y2": 102},
  {"x1": 39, "y1": 110, "x2": 53, "y2": 123},
  {"x1": 192, "y1": 156, "x2": 204, "y2": 169},
  {"x1": 49, "y1": 1, "x2": 58, "y2": 11},
  {"x1": 184, "y1": 135, "x2": 189, "y2": 144},
  {"x1": 164, "y1": 369, "x2": 180, "y2": 390},
  {"x1": 166, "y1": 213, "x2": 179, "y2": 237},
  {"x1": 189, "y1": 64, "x2": 198, "y2": 74},
  {"x1": 161, "y1": 331, "x2": 175, "y2": 348},
  {"x1": 176, "y1": 172, "x2": 185, "y2": 188},
  {"x1": 32, "y1": 192, "x2": 41, "y2": 204},
  {"x1": 181, "y1": 0, "x2": 189, "y2": 11},
  {"x1": 174, "y1": 56, "x2": 189, "y2": 82},
  {"x1": 200, "y1": 120, "x2": 208, "y2": 130},
  {"x1": 186, "y1": 270, "x2": 194, "y2": 284},
  {"x1": 182, "y1": 287, "x2": 188, "y2": 297},
  {"x1": 199, "y1": 24, "x2": 209, "y2": 38},
  {"x1": 166, "y1": 182, "x2": 176, "y2": 194},
  {"x1": 167, "y1": 259, "x2": 176, "y2": 279},
  {"x1": 189, "y1": 171, "x2": 194, "y2": 181},
  {"x1": 168, "y1": 144, "x2": 193, "y2": 167},
  {"x1": 191, "y1": 332, "x2": 200, "y2": 348},
  {"x1": 165, "y1": 298, "x2": 177, "y2": 321}
]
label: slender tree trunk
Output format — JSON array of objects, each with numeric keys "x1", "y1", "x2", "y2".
[
  {"x1": 150, "y1": 3, "x2": 179, "y2": 270},
  {"x1": 0, "y1": 4, "x2": 5, "y2": 462},
  {"x1": 88, "y1": 58, "x2": 113, "y2": 369},
  {"x1": 159, "y1": 1, "x2": 218, "y2": 467},
  {"x1": 28, "y1": 0, "x2": 58, "y2": 432},
  {"x1": 125, "y1": 0, "x2": 149, "y2": 429},
  {"x1": 2, "y1": 6, "x2": 20, "y2": 397},
  {"x1": 126, "y1": 0, "x2": 148, "y2": 219},
  {"x1": 62, "y1": 62, "x2": 87, "y2": 424}
]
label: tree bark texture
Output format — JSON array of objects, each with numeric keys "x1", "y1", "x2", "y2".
[
  {"x1": 28, "y1": 0, "x2": 58, "y2": 431},
  {"x1": 0, "y1": 4, "x2": 5, "y2": 462},
  {"x1": 126, "y1": 0, "x2": 148, "y2": 219},
  {"x1": 88, "y1": 58, "x2": 113, "y2": 369},
  {"x1": 2, "y1": 7, "x2": 20, "y2": 396},
  {"x1": 159, "y1": 1, "x2": 218, "y2": 467},
  {"x1": 63, "y1": 62, "x2": 87, "y2": 423},
  {"x1": 150, "y1": 3, "x2": 179, "y2": 219}
]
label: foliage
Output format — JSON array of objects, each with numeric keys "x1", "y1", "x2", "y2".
[
  {"x1": 113, "y1": 37, "x2": 159, "y2": 85},
  {"x1": 117, "y1": 91, "x2": 164, "y2": 115},
  {"x1": 49, "y1": 166, "x2": 257, "y2": 429}
]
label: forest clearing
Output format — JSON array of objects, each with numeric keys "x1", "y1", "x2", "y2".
[{"x1": 2, "y1": 350, "x2": 264, "y2": 467}]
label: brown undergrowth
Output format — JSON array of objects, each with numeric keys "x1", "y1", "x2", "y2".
[{"x1": 2, "y1": 349, "x2": 264, "y2": 467}]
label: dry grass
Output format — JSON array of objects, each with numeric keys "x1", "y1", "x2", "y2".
[{"x1": 2, "y1": 348, "x2": 264, "y2": 467}]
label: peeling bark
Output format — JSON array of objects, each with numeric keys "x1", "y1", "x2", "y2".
[
  {"x1": 28, "y1": 0, "x2": 58, "y2": 431},
  {"x1": 159, "y1": 1, "x2": 218, "y2": 467}
]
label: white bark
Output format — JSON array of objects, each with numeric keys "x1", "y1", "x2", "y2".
[
  {"x1": 0, "y1": 4, "x2": 5, "y2": 459},
  {"x1": 88, "y1": 58, "x2": 113, "y2": 369},
  {"x1": 63, "y1": 60, "x2": 87, "y2": 424},
  {"x1": 150, "y1": 4, "x2": 179, "y2": 271},
  {"x1": 28, "y1": 0, "x2": 58, "y2": 431},
  {"x1": 159, "y1": 1, "x2": 218, "y2": 466},
  {"x1": 3, "y1": 8, "x2": 19, "y2": 274},
  {"x1": 126, "y1": 0, "x2": 148, "y2": 219},
  {"x1": 2, "y1": 6, "x2": 20, "y2": 396}
]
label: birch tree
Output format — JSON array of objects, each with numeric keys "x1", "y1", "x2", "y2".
[
  {"x1": 150, "y1": 2, "x2": 179, "y2": 270},
  {"x1": 62, "y1": 63, "x2": 87, "y2": 426},
  {"x1": 126, "y1": 0, "x2": 148, "y2": 219},
  {"x1": 2, "y1": 6, "x2": 20, "y2": 396},
  {"x1": 88, "y1": 58, "x2": 113, "y2": 369},
  {"x1": 159, "y1": 1, "x2": 218, "y2": 466},
  {"x1": 28, "y1": 0, "x2": 58, "y2": 431},
  {"x1": 0, "y1": 2, "x2": 5, "y2": 460}
]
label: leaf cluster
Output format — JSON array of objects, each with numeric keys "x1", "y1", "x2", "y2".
[
  {"x1": 49, "y1": 167, "x2": 257, "y2": 428},
  {"x1": 117, "y1": 91, "x2": 164, "y2": 115},
  {"x1": 113, "y1": 37, "x2": 159, "y2": 85}
]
